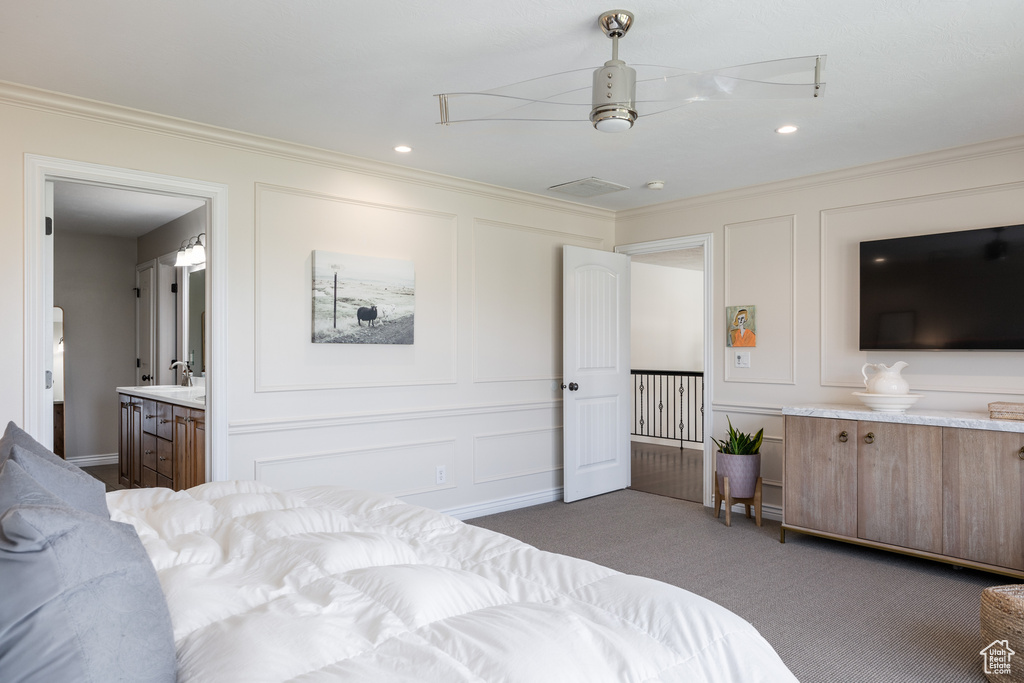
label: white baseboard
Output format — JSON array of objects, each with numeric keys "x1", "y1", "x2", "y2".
[
  {"x1": 442, "y1": 488, "x2": 782, "y2": 525},
  {"x1": 444, "y1": 487, "x2": 563, "y2": 521},
  {"x1": 66, "y1": 453, "x2": 118, "y2": 468}
]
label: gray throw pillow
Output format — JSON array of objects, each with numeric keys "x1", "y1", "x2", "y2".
[
  {"x1": 0, "y1": 461, "x2": 177, "y2": 682},
  {"x1": 0, "y1": 421, "x2": 87, "y2": 478},
  {"x1": 8, "y1": 444, "x2": 108, "y2": 518}
]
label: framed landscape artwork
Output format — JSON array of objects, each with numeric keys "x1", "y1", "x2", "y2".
[{"x1": 312, "y1": 250, "x2": 415, "y2": 345}]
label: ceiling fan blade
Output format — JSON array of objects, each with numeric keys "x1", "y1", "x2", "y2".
[
  {"x1": 437, "y1": 55, "x2": 825, "y2": 124},
  {"x1": 634, "y1": 55, "x2": 825, "y2": 115},
  {"x1": 437, "y1": 67, "x2": 596, "y2": 124}
]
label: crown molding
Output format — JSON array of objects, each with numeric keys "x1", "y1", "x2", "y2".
[
  {"x1": 616, "y1": 134, "x2": 1024, "y2": 223},
  {"x1": 0, "y1": 80, "x2": 615, "y2": 222}
]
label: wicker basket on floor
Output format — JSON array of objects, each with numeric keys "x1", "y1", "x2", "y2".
[{"x1": 981, "y1": 585, "x2": 1024, "y2": 682}]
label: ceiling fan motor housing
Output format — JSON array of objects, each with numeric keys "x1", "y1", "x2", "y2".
[{"x1": 591, "y1": 60, "x2": 637, "y2": 132}]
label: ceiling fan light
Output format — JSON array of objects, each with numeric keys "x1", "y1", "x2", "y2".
[{"x1": 592, "y1": 110, "x2": 635, "y2": 132}]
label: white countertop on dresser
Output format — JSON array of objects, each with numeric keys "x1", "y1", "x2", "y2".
[
  {"x1": 117, "y1": 385, "x2": 206, "y2": 410},
  {"x1": 782, "y1": 404, "x2": 1024, "y2": 433}
]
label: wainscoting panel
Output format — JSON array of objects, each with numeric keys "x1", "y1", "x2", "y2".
[
  {"x1": 723, "y1": 216, "x2": 795, "y2": 384},
  {"x1": 254, "y1": 184, "x2": 458, "y2": 391},
  {"x1": 472, "y1": 218, "x2": 603, "y2": 383},
  {"x1": 820, "y1": 182, "x2": 1024, "y2": 394},
  {"x1": 254, "y1": 439, "x2": 457, "y2": 497},
  {"x1": 473, "y1": 427, "x2": 563, "y2": 484}
]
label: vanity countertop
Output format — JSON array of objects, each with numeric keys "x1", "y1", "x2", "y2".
[
  {"x1": 783, "y1": 404, "x2": 1024, "y2": 433},
  {"x1": 117, "y1": 385, "x2": 206, "y2": 410}
]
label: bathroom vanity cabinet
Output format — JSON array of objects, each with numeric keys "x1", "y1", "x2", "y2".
[{"x1": 118, "y1": 387, "x2": 205, "y2": 491}]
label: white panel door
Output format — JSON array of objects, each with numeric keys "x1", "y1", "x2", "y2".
[
  {"x1": 563, "y1": 245, "x2": 630, "y2": 502},
  {"x1": 136, "y1": 263, "x2": 155, "y2": 385}
]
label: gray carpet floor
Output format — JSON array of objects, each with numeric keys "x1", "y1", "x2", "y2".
[{"x1": 470, "y1": 489, "x2": 1010, "y2": 682}]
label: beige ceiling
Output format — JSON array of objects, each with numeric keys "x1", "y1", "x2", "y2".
[{"x1": 3, "y1": 1, "x2": 1023, "y2": 211}]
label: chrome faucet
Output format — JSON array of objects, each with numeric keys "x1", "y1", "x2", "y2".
[{"x1": 169, "y1": 360, "x2": 193, "y2": 387}]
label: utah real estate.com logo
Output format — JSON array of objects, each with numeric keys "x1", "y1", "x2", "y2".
[{"x1": 981, "y1": 640, "x2": 1016, "y2": 676}]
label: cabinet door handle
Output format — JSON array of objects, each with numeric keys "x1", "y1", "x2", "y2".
[
  {"x1": 160, "y1": 419, "x2": 170, "y2": 424},
  {"x1": 1018, "y1": 446, "x2": 1024, "y2": 460},
  {"x1": 864, "y1": 432, "x2": 875, "y2": 444},
  {"x1": 145, "y1": 414, "x2": 156, "y2": 419},
  {"x1": 838, "y1": 431, "x2": 848, "y2": 443},
  {"x1": 158, "y1": 456, "x2": 167, "y2": 461},
  {"x1": 144, "y1": 449, "x2": 154, "y2": 455}
]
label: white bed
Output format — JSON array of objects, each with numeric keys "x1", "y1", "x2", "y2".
[{"x1": 108, "y1": 480, "x2": 796, "y2": 682}]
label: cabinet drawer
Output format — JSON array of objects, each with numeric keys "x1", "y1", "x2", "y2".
[
  {"x1": 142, "y1": 400, "x2": 159, "y2": 436},
  {"x1": 156, "y1": 473, "x2": 173, "y2": 489},
  {"x1": 157, "y1": 401, "x2": 174, "y2": 441},
  {"x1": 156, "y1": 437, "x2": 173, "y2": 478},
  {"x1": 142, "y1": 433, "x2": 157, "y2": 471},
  {"x1": 141, "y1": 467, "x2": 158, "y2": 488}
]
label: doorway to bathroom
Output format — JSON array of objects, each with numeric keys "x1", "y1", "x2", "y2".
[{"x1": 24, "y1": 156, "x2": 228, "y2": 482}]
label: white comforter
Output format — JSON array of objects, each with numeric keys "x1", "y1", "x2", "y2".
[{"x1": 108, "y1": 481, "x2": 796, "y2": 682}]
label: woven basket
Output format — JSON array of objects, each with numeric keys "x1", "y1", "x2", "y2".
[
  {"x1": 989, "y1": 402, "x2": 1024, "y2": 421},
  {"x1": 980, "y1": 585, "x2": 1024, "y2": 682}
]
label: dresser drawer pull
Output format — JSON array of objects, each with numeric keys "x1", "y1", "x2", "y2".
[
  {"x1": 160, "y1": 419, "x2": 171, "y2": 424},
  {"x1": 145, "y1": 414, "x2": 156, "y2": 419},
  {"x1": 1018, "y1": 446, "x2": 1024, "y2": 460},
  {"x1": 838, "y1": 431, "x2": 848, "y2": 443},
  {"x1": 158, "y1": 456, "x2": 168, "y2": 461},
  {"x1": 144, "y1": 449, "x2": 154, "y2": 455},
  {"x1": 864, "y1": 432, "x2": 875, "y2": 444}
]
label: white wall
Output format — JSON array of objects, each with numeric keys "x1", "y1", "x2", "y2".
[
  {"x1": 0, "y1": 82, "x2": 614, "y2": 516},
  {"x1": 53, "y1": 232, "x2": 138, "y2": 458},
  {"x1": 630, "y1": 262, "x2": 703, "y2": 372},
  {"x1": 616, "y1": 135, "x2": 1024, "y2": 513}
]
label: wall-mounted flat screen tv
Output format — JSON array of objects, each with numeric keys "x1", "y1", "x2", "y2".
[{"x1": 860, "y1": 223, "x2": 1024, "y2": 350}]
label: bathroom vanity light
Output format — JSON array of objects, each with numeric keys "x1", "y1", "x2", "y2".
[{"x1": 174, "y1": 232, "x2": 207, "y2": 267}]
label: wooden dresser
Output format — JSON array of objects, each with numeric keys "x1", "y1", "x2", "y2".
[
  {"x1": 118, "y1": 387, "x2": 206, "y2": 491},
  {"x1": 782, "y1": 405, "x2": 1024, "y2": 579}
]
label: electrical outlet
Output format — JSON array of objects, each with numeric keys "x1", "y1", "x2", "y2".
[
  {"x1": 735, "y1": 351, "x2": 751, "y2": 368},
  {"x1": 435, "y1": 465, "x2": 446, "y2": 485}
]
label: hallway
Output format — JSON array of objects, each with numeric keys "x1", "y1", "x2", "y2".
[{"x1": 629, "y1": 440, "x2": 703, "y2": 503}]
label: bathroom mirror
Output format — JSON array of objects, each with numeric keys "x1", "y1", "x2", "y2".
[{"x1": 187, "y1": 268, "x2": 206, "y2": 375}]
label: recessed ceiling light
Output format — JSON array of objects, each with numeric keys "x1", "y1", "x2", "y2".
[
  {"x1": 775, "y1": 125, "x2": 798, "y2": 134},
  {"x1": 394, "y1": 145, "x2": 412, "y2": 153}
]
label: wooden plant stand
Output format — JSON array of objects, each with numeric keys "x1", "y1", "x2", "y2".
[{"x1": 714, "y1": 476, "x2": 763, "y2": 527}]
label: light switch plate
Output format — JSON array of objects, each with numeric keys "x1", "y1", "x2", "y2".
[{"x1": 735, "y1": 351, "x2": 751, "y2": 368}]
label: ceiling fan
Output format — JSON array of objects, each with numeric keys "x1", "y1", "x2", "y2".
[{"x1": 436, "y1": 9, "x2": 825, "y2": 133}]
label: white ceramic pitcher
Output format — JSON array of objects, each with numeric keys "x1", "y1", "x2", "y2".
[{"x1": 861, "y1": 361, "x2": 910, "y2": 394}]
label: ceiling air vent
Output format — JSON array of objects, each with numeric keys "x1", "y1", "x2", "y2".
[{"x1": 548, "y1": 177, "x2": 629, "y2": 198}]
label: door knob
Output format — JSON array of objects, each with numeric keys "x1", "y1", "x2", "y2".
[{"x1": 568, "y1": 382, "x2": 579, "y2": 391}]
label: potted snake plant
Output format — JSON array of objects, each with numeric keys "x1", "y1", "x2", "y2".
[{"x1": 712, "y1": 416, "x2": 763, "y2": 499}]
